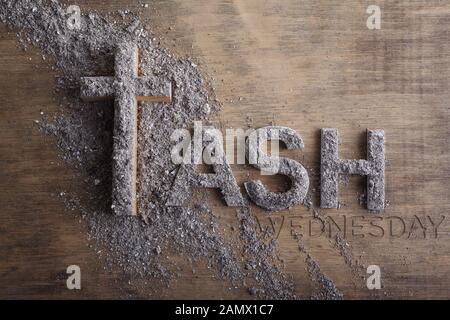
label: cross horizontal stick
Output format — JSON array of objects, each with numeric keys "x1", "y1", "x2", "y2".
[{"x1": 80, "y1": 42, "x2": 172, "y2": 216}]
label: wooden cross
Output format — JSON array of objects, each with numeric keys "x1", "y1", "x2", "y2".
[{"x1": 80, "y1": 42, "x2": 172, "y2": 216}]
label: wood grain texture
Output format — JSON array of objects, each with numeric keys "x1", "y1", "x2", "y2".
[{"x1": 1, "y1": 0, "x2": 450, "y2": 299}]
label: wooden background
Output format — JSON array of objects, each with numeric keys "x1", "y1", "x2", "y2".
[{"x1": 1, "y1": 0, "x2": 450, "y2": 299}]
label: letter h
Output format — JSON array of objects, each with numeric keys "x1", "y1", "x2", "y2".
[{"x1": 320, "y1": 129, "x2": 385, "y2": 212}]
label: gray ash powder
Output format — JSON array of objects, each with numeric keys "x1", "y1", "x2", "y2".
[{"x1": 0, "y1": 0, "x2": 299, "y2": 298}]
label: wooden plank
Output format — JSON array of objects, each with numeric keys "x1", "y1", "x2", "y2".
[{"x1": 1, "y1": 0, "x2": 450, "y2": 299}]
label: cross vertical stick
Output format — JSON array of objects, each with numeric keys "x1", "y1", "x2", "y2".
[{"x1": 80, "y1": 42, "x2": 172, "y2": 216}]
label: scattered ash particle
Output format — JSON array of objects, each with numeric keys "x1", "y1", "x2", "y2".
[{"x1": 0, "y1": 0, "x2": 306, "y2": 298}]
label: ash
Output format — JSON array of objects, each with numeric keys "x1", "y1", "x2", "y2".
[{"x1": 0, "y1": 0, "x2": 297, "y2": 298}]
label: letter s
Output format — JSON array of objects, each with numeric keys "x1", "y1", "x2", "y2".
[{"x1": 245, "y1": 126, "x2": 309, "y2": 211}]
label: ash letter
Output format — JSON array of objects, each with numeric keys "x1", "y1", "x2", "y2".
[
  {"x1": 245, "y1": 126, "x2": 309, "y2": 211},
  {"x1": 166, "y1": 127, "x2": 244, "y2": 207},
  {"x1": 320, "y1": 129, "x2": 385, "y2": 212}
]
